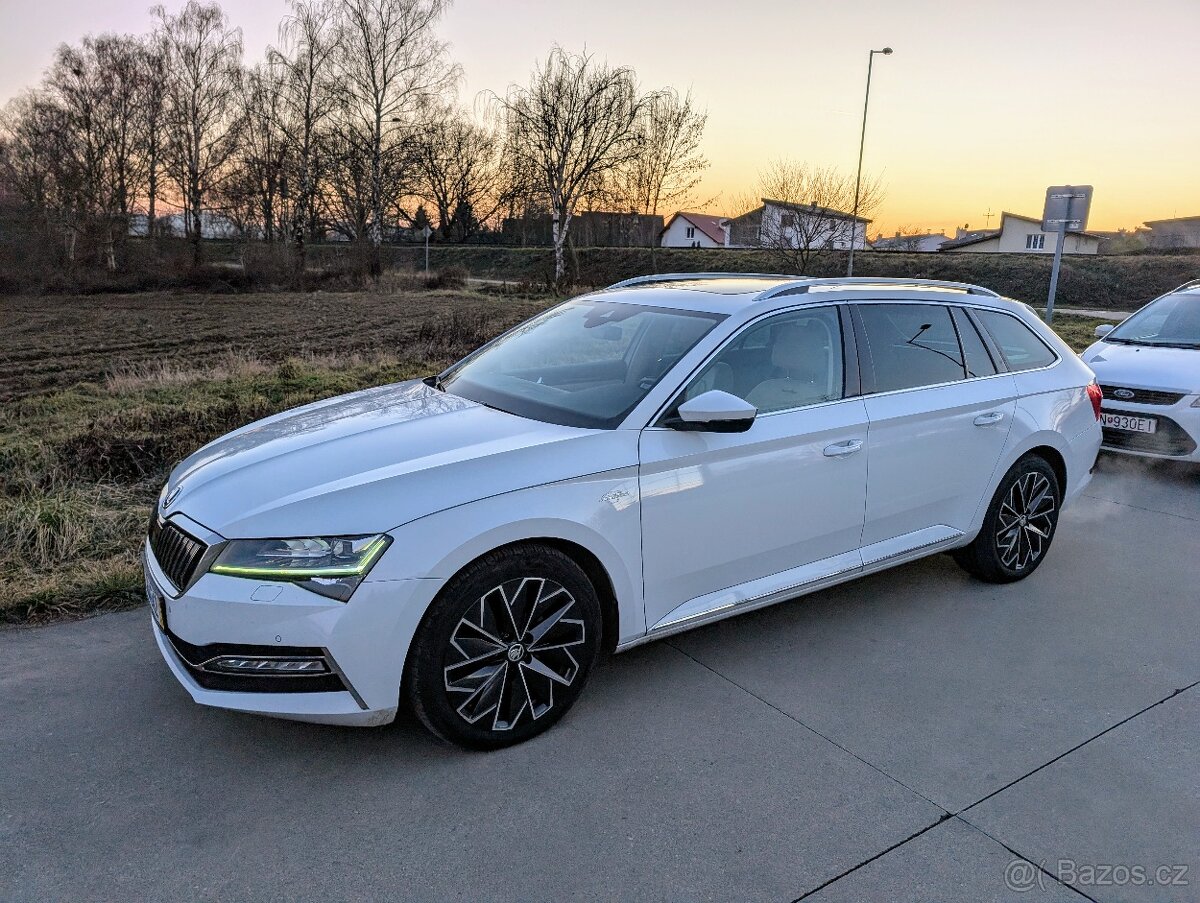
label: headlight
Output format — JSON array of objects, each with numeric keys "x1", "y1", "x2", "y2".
[{"x1": 210, "y1": 534, "x2": 392, "y2": 602}]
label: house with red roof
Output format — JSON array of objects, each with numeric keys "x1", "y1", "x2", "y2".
[{"x1": 660, "y1": 212, "x2": 729, "y2": 248}]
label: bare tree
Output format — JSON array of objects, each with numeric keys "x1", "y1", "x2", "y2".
[
  {"x1": 271, "y1": 0, "x2": 340, "y2": 269},
  {"x1": 138, "y1": 33, "x2": 170, "y2": 239},
  {"x1": 226, "y1": 59, "x2": 291, "y2": 242},
  {"x1": 731, "y1": 159, "x2": 884, "y2": 272},
  {"x1": 614, "y1": 88, "x2": 708, "y2": 226},
  {"x1": 0, "y1": 92, "x2": 71, "y2": 251},
  {"x1": 331, "y1": 0, "x2": 456, "y2": 275},
  {"x1": 153, "y1": 0, "x2": 244, "y2": 265},
  {"x1": 500, "y1": 48, "x2": 646, "y2": 286},
  {"x1": 410, "y1": 103, "x2": 508, "y2": 241}
]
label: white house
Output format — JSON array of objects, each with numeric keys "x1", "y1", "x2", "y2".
[
  {"x1": 660, "y1": 212, "x2": 728, "y2": 248},
  {"x1": 725, "y1": 199, "x2": 869, "y2": 252},
  {"x1": 873, "y1": 231, "x2": 950, "y2": 252},
  {"x1": 939, "y1": 212, "x2": 1101, "y2": 255}
]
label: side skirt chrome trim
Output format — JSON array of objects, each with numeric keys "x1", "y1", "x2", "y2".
[{"x1": 616, "y1": 528, "x2": 966, "y2": 653}]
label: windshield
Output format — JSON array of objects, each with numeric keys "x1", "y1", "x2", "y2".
[
  {"x1": 438, "y1": 299, "x2": 724, "y2": 429},
  {"x1": 1105, "y1": 292, "x2": 1200, "y2": 348}
]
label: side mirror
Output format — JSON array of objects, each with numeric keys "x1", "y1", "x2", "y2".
[
  {"x1": 1094, "y1": 323, "x2": 1114, "y2": 338},
  {"x1": 668, "y1": 390, "x2": 757, "y2": 433}
]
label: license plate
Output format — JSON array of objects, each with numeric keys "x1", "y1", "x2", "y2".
[
  {"x1": 1101, "y1": 412, "x2": 1157, "y2": 434},
  {"x1": 145, "y1": 569, "x2": 167, "y2": 630}
]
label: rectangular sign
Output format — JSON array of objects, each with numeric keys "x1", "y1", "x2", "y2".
[{"x1": 1042, "y1": 185, "x2": 1093, "y2": 233}]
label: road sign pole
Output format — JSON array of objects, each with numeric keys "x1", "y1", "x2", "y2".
[{"x1": 1045, "y1": 222, "x2": 1067, "y2": 324}]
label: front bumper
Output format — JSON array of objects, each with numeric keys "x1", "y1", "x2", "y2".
[
  {"x1": 145, "y1": 535, "x2": 441, "y2": 727},
  {"x1": 1099, "y1": 398, "x2": 1200, "y2": 462}
]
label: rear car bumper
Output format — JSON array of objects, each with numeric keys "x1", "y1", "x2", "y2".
[{"x1": 145, "y1": 534, "x2": 441, "y2": 726}]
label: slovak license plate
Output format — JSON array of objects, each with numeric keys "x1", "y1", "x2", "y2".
[{"x1": 1101, "y1": 412, "x2": 1157, "y2": 434}]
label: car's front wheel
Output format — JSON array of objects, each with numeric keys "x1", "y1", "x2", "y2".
[
  {"x1": 404, "y1": 543, "x2": 603, "y2": 750},
  {"x1": 953, "y1": 454, "x2": 1061, "y2": 583}
]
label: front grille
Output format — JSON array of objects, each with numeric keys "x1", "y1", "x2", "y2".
[
  {"x1": 1099, "y1": 384, "x2": 1187, "y2": 406},
  {"x1": 1102, "y1": 409, "x2": 1198, "y2": 457},
  {"x1": 148, "y1": 517, "x2": 208, "y2": 592},
  {"x1": 165, "y1": 629, "x2": 348, "y2": 694}
]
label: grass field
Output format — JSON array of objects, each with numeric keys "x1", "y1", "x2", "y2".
[{"x1": 0, "y1": 286, "x2": 1107, "y2": 625}]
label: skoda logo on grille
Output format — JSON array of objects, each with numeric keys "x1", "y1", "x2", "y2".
[
  {"x1": 1113, "y1": 388, "x2": 1135, "y2": 400},
  {"x1": 163, "y1": 485, "x2": 183, "y2": 510}
]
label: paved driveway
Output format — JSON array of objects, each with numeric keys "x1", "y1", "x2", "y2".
[{"x1": 2, "y1": 456, "x2": 1197, "y2": 902}]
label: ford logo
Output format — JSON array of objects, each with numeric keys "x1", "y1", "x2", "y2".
[{"x1": 1113, "y1": 388, "x2": 1135, "y2": 400}]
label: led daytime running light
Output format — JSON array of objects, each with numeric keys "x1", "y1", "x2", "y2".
[{"x1": 210, "y1": 535, "x2": 390, "y2": 579}]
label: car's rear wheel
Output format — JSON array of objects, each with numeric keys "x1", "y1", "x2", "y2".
[
  {"x1": 953, "y1": 455, "x2": 1061, "y2": 583},
  {"x1": 404, "y1": 543, "x2": 602, "y2": 750}
]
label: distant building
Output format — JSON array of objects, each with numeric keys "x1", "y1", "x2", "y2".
[
  {"x1": 873, "y1": 231, "x2": 950, "y2": 252},
  {"x1": 500, "y1": 211, "x2": 664, "y2": 247},
  {"x1": 939, "y1": 212, "x2": 1100, "y2": 255},
  {"x1": 1143, "y1": 216, "x2": 1200, "y2": 250},
  {"x1": 725, "y1": 199, "x2": 869, "y2": 251},
  {"x1": 660, "y1": 212, "x2": 728, "y2": 248},
  {"x1": 129, "y1": 211, "x2": 240, "y2": 239}
]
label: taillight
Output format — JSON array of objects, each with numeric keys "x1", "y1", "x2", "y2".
[{"x1": 1086, "y1": 382, "x2": 1103, "y2": 420}]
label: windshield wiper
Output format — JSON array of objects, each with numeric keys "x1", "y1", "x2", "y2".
[{"x1": 424, "y1": 374, "x2": 447, "y2": 392}]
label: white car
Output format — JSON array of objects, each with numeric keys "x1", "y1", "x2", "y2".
[
  {"x1": 145, "y1": 275, "x2": 1102, "y2": 748},
  {"x1": 1081, "y1": 279, "x2": 1200, "y2": 462}
]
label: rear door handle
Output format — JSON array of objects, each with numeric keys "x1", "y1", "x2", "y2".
[
  {"x1": 973, "y1": 411, "x2": 1005, "y2": 426},
  {"x1": 823, "y1": 439, "x2": 864, "y2": 457}
]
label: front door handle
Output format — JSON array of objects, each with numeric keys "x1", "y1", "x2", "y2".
[
  {"x1": 823, "y1": 439, "x2": 864, "y2": 458},
  {"x1": 973, "y1": 411, "x2": 1006, "y2": 426}
]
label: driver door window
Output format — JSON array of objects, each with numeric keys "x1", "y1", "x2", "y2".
[{"x1": 683, "y1": 306, "x2": 845, "y2": 413}]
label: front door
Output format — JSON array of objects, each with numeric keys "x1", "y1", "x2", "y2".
[{"x1": 639, "y1": 305, "x2": 869, "y2": 632}]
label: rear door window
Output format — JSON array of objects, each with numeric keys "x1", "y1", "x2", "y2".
[
  {"x1": 975, "y1": 310, "x2": 1057, "y2": 371},
  {"x1": 857, "y1": 304, "x2": 966, "y2": 392},
  {"x1": 952, "y1": 307, "x2": 998, "y2": 378}
]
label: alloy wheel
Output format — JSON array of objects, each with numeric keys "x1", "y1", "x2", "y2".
[
  {"x1": 443, "y1": 577, "x2": 586, "y2": 731},
  {"x1": 995, "y1": 471, "x2": 1056, "y2": 571}
]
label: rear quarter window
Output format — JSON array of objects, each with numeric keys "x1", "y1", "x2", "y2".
[{"x1": 975, "y1": 310, "x2": 1058, "y2": 371}]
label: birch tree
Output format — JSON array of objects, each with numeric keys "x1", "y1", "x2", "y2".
[
  {"x1": 332, "y1": 0, "x2": 456, "y2": 275},
  {"x1": 271, "y1": 0, "x2": 340, "y2": 268},
  {"x1": 153, "y1": 1, "x2": 244, "y2": 265},
  {"x1": 501, "y1": 48, "x2": 645, "y2": 286}
]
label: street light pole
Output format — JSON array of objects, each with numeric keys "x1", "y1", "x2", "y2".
[{"x1": 847, "y1": 46, "x2": 892, "y2": 277}]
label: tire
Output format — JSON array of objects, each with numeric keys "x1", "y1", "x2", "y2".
[
  {"x1": 953, "y1": 455, "x2": 1061, "y2": 584},
  {"x1": 404, "y1": 543, "x2": 603, "y2": 750}
]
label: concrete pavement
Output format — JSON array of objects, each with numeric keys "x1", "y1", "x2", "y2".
[{"x1": 1, "y1": 456, "x2": 1197, "y2": 902}]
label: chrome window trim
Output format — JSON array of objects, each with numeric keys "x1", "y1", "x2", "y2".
[{"x1": 850, "y1": 300, "x2": 1061, "y2": 400}]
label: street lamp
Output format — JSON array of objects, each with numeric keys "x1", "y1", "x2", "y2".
[{"x1": 847, "y1": 46, "x2": 892, "y2": 277}]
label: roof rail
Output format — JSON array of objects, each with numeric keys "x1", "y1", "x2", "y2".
[
  {"x1": 756, "y1": 276, "x2": 1002, "y2": 301},
  {"x1": 605, "y1": 272, "x2": 1002, "y2": 299},
  {"x1": 1173, "y1": 278, "x2": 1200, "y2": 291},
  {"x1": 606, "y1": 272, "x2": 801, "y2": 290}
]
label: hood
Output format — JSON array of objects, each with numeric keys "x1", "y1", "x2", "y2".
[
  {"x1": 1081, "y1": 341, "x2": 1200, "y2": 393},
  {"x1": 163, "y1": 380, "x2": 633, "y2": 538}
]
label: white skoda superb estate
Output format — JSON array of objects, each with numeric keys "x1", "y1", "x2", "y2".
[{"x1": 145, "y1": 275, "x2": 1103, "y2": 748}]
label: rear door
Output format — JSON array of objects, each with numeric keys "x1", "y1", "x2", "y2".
[{"x1": 853, "y1": 302, "x2": 1016, "y2": 553}]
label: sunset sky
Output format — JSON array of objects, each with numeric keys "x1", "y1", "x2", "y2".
[{"x1": 2, "y1": 0, "x2": 1197, "y2": 236}]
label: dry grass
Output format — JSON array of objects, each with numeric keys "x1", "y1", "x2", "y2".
[{"x1": 0, "y1": 287, "x2": 551, "y2": 624}]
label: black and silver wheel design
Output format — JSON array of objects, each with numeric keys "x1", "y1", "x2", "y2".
[
  {"x1": 954, "y1": 454, "x2": 1061, "y2": 584},
  {"x1": 995, "y1": 470, "x2": 1056, "y2": 571},
  {"x1": 444, "y1": 577, "x2": 586, "y2": 731},
  {"x1": 405, "y1": 544, "x2": 602, "y2": 749}
]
